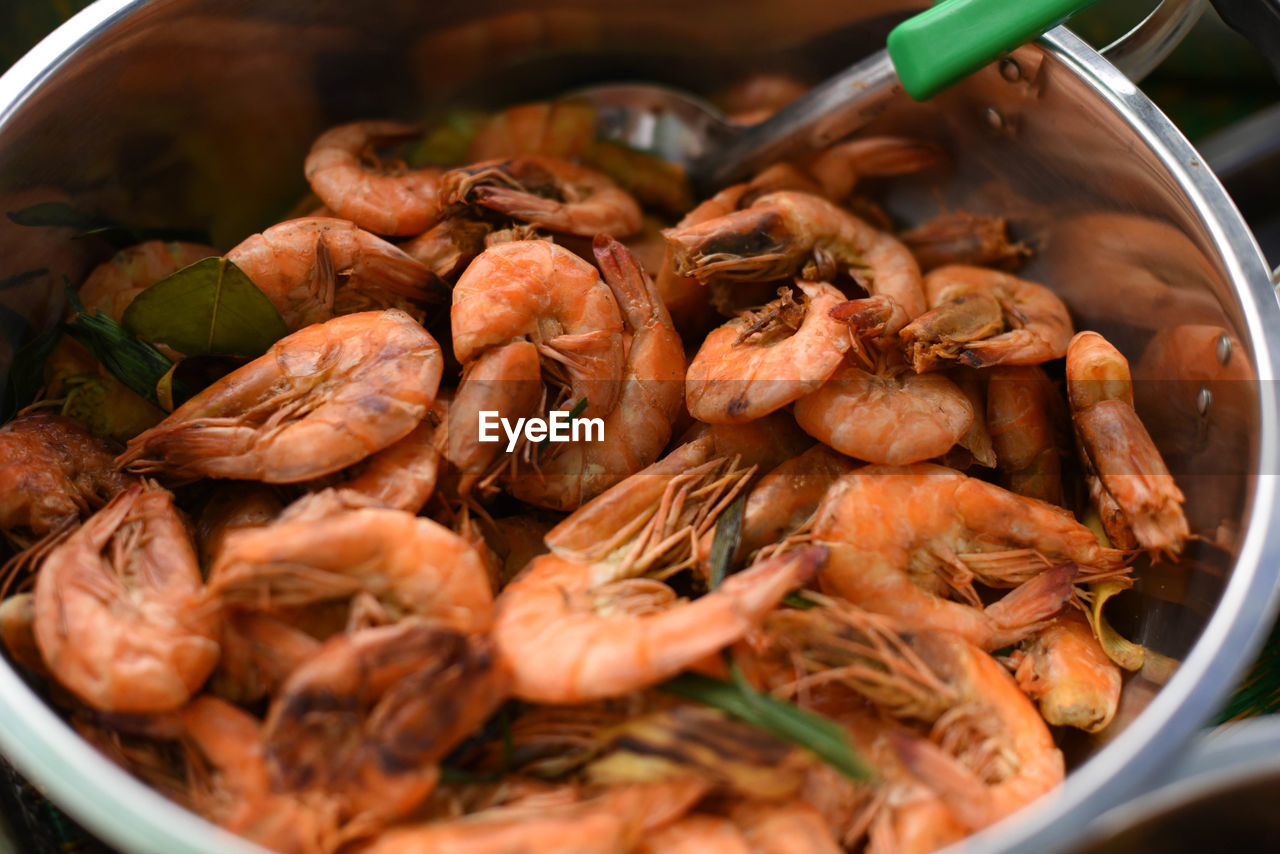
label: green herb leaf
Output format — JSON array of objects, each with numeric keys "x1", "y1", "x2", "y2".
[
  {"x1": 782, "y1": 591, "x2": 819, "y2": 610},
  {"x1": 539, "y1": 396, "x2": 590, "y2": 451},
  {"x1": 708, "y1": 491, "x2": 746, "y2": 589},
  {"x1": 7, "y1": 201, "x2": 100, "y2": 230},
  {"x1": 122, "y1": 257, "x2": 286, "y2": 357},
  {"x1": 7, "y1": 202, "x2": 210, "y2": 248},
  {"x1": 659, "y1": 667, "x2": 872, "y2": 781},
  {"x1": 63, "y1": 288, "x2": 178, "y2": 407},
  {"x1": 0, "y1": 269, "x2": 49, "y2": 292}
]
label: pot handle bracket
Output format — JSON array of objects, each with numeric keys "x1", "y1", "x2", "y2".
[
  {"x1": 1099, "y1": 0, "x2": 1207, "y2": 83},
  {"x1": 1102, "y1": 0, "x2": 1280, "y2": 84}
]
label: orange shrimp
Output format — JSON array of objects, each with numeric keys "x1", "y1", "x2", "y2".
[
  {"x1": 503, "y1": 236, "x2": 684, "y2": 509},
  {"x1": 339, "y1": 400, "x2": 447, "y2": 513},
  {"x1": 119, "y1": 310, "x2": 442, "y2": 484},
  {"x1": 663, "y1": 190, "x2": 926, "y2": 333},
  {"x1": 986, "y1": 365, "x2": 1068, "y2": 506},
  {"x1": 800, "y1": 136, "x2": 945, "y2": 203},
  {"x1": 32, "y1": 483, "x2": 220, "y2": 712},
  {"x1": 899, "y1": 264, "x2": 1073, "y2": 372},
  {"x1": 304, "y1": 121, "x2": 444, "y2": 236},
  {"x1": 77, "y1": 240, "x2": 216, "y2": 322},
  {"x1": 226, "y1": 218, "x2": 436, "y2": 330},
  {"x1": 208, "y1": 610, "x2": 321, "y2": 705},
  {"x1": 262, "y1": 619, "x2": 509, "y2": 837},
  {"x1": 0, "y1": 413, "x2": 133, "y2": 543},
  {"x1": 654, "y1": 183, "x2": 749, "y2": 340},
  {"x1": 0, "y1": 593, "x2": 46, "y2": 678},
  {"x1": 494, "y1": 545, "x2": 823, "y2": 703},
  {"x1": 731, "y1": 444, "x2": 857, "y2": 562},
  {"x1": 360, "y1": 779, "x2": 705, "y2": 854},
  {"x1": 442, "y1": 155, "x2": 642, "y2": 237},
  {"x1": 685, "y1": 280, "x2": 849, "y2": 423},
  {"x1": 899, "y1": 210, "x2": 1031, "y2": 272},
  {"x1": 888, "y1": 630, "x2": 1064, "y2": 832},
  {"x1": 812, "y1": 464, "x2": 1129, "y2": 650},
  {"x1": 1007, "y1": 611, "x2": 1121, "y2": 733},
  {"x1": 178, "y1": 696, "x2": 342, "y2": 853},
  {"x1": 794, "y1": 358, "x2": 974, "y2": 465},
  {"x1": 207, "y1": 488, "x2": 494, "y2": 631},
  {"x1": 1066, "y1": 330, "x2": 1189, "y2": 555},
  {"x1": 445, "y1": 340, "x2": 543, "y2": 496},
  {"x1": 195, "y1": 483, "x2": 283, "y2": 568}
]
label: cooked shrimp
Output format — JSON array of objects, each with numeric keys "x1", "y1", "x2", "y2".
[
  {"x1": 503, "y1": 236, "x2": 684, "y2": 510},
  {"x1": 900, "y1": 211, "x2": 1031, "y2": 272},
  {"x1": 451, "y1": 240, "x2": 623, "y2": 412},
  {"x1": 677, "y1": 411, "x2": 815, "y2": 472},
  {"x1": 226, "y1": 218, "x2": 436, "y2": 330},
  {"x1": 208, "y1": 610, "x2": 321, "y2": 705},
  {"x1": 812, "y1": 464, "x2": 1129, "y2": 650},
  {"x1": 986, "y1": 365, "x2": 1067, "y2": 506},
  {"x1": 196, "y1": 483, "x2": 283, "y2": 568},
  {"x1": 32, "y1": 483, "x2": 220, "y2": 713},
  {"x1": 685, "y1": 280, "x2": 849, "y2": 423},
  {"x1": 638, "y1": 814, "x2": 752, "y2": 854},
  {"x1": 730, "y1": 444, "x2": 857, "y2": 562},
  {"x1": 445, "y1": 340, "x2": 543, "y2": 495},
  {"x1": 801, "y1": 136, "x2": 944, "y2": 203},
  {"x1": 77, "y1": 240, "x2": 216, "y2": 322},
  {"x1": 119, "y1": 310, "x2": 442, "y2": 483},
  {"x1": 340, "y1": 400, "x2": 446, "y2": 513},
  {"x1": 304, "y1": 121, "x2": 444, "y2": 236},
  {"x1": 0, "y1": 413, "x2": 133, "y2": 543},
  {"x1": 467, "y1": 100, "x2": 597, "y2": 162},
  {"x1": 949, "y1": 367, "x2": 997, "y2": 469},
  {"x1": 730, "y1": 801, "x2": 843, "y2": 854},
  {"x1": 263, "y1": 619, "x2": 509, "y2": 836},
  {"x1": 888, "y1": 630, "x2": 1064, "y2": 832},
  {"x1": 1066, "y1": 331, "x2": 1189, "y2": 555},
  {"x1": 663, "y1": 190, "x2": 926, "y2": 333},
  {"x1": 401, "y1": 216, "x2": 494, "y2": 279},
  {"x1": 0, "y1": 593, "x2": 47, "y2": 678},
  {"x1": 179, "y1": 695, "x2": 342, "y2": 854},
  {"x1": 899, "y1": 264, "x2": 1073, "y2": 372},
  {"x1": 360, "y1": 779, "x2": 705, "y2": 854},
  {"x1": 1007, "y1": 611, "x2": 1121, "y2": 733},
  {"x1": 207, "y1": 488, "x2": 493, "y2": 631},
  {"x1": 442, "y1": 155, "x2": 642, "y2": 237},
  {"x1": 655, "y1": 183, "x2": 749, "y2": 340},
  {"x1": 794, "y1": 358, "x2": 974, "y2": 466},
  {"x1": 494, "y1": 545, "x2": 823, "y2": 702}
]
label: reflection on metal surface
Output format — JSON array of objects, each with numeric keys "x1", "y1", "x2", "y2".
[
  {"x1": 1101, "y1": 0, "x2": 1209, "y2": 83},
  {"x1": 0, "y1": 4, "x2": 1274, "y2": 854}
]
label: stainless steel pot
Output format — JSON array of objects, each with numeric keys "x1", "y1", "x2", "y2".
[{"x1": 0, "y1": 2, "x2": 1278, "y2": 853}]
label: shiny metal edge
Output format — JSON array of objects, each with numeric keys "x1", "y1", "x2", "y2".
[
  {"x1": 951, "y1": 24, "x2": 1280, "y2": 854},
  {"x1": 0, "y1": 8, "x2": 273, "y2": 853},
  {"x1": 0, "y1": 9, "x2": 1275, "y2": 854}
]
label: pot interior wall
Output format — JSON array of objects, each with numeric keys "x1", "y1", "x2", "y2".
[{"x1": 0, "y1": 0, "x2": 1259, "y2": 773}]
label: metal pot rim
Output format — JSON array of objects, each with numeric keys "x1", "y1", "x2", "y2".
[{"x1": 0, "y1": 5, "x2": 1278, "y2": 854}]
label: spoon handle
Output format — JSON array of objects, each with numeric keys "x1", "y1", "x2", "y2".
[
  {"x1": 695, "y1": 0, "x2": 1100, "y2": 192},
  {"x1": 889, "y1": 0, "x2": 1103, "y2": 100}
]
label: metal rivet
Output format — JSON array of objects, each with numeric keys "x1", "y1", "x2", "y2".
[
  {"x1": 984, "y1": 107, "x2": 1005, "y2": 130},
  {"x1": 1196, "y1": 385, "x2": 1213, "y2": 417},
  {"x1": 1000, "y1": 57, "x2": 1022, "y2": 82},
  {"x1": 1216, "y1": 334, "x2": 1232, "y2": 365}
]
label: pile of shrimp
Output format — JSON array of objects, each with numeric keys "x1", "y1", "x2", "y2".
[{"x1": 0, "y1": 82, "x2": 1203, "y2": 854}]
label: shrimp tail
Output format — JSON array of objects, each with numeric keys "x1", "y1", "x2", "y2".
[
  {"x1": 593, "y1": 234, "x2": 669, "y2": 331},
  {"x1": 888, "y1": 730, "x2": 991, "y2": 831},
  {"x1": 351, "y1": 250, "x2": 446, "y2": 303},
  {"x1": 983, "y1": 563, "x2": 1076, "y2": 648}
]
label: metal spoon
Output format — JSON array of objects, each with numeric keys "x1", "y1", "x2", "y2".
[{"x1": 573, "y1": 0, "x2": 1108, "y2": 197}]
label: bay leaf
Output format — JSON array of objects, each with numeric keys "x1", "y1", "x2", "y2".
[
  {"x1": 63, "y1": 289, "x2": 173, "y2": 408},
  {"x1": 122, "y1": 257, "x2": 286, "y2": 357}
]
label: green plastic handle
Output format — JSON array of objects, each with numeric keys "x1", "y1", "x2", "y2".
[{"x1": 887, "y1": 0, "x2": 1103, "y2": 100}]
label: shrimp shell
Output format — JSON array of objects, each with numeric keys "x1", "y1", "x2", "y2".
[{"x1": 119, "y1": 310, "x2": 442, "y2": 484}]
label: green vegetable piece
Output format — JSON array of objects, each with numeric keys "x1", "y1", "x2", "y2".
[
  {"x1": 63, "y1": 289, "x2": 176, "y2": 407},
  {"x1": 660, "y1": 666, "x2": 872, "y2": 781},
  {"x1": 0, "y1": 268, "x2": 49, "y2": 292},
  {"x1": 7, "y1": 201, "x2": 210, "y2": 248},
  {"x1": 1, "y1": 321, "x2": 62, "y2": 421},
  {"x1": 6, "y1": 201, "x2": 99, "y2": 230},
  {"x1": 122, "y1": 257, "x2": 287, "y2": 357},
  {"x1": 708, "y1": 491, "x2": 747, "y2": 589}
]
